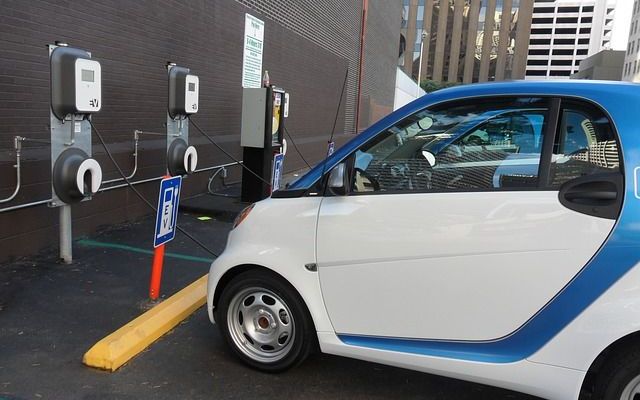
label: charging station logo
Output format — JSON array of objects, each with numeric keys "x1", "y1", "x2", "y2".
[
  {"x1": 89, "y1": 99, "x2": 99, "y2": 108},
  {"x1": 154, "y1": 176, "x2": 182, "y2": 248}
]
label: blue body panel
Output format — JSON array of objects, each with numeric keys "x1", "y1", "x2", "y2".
[{"x1": 294, "y1": 80, "x2": 640, "y2": 363}]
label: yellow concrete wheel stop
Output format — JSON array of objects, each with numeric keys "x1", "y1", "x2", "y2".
[{"x1": 83, "y1": 274, "x2": 208, "y2": 371}]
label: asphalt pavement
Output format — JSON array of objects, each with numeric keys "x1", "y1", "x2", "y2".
[{"x1": 0, "y1": 196, "x2": 539, "y2": 400}]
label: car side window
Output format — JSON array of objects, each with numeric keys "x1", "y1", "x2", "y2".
[
  {"x1": 351, "y1": 97, "x2": 549, "y2": 193},
  {"x1": 549, "y1": 101, "x2": 620, "y2": 188}
]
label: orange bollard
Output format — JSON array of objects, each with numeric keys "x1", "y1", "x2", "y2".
[{"x1": 149, "y1": 244, "x2": 165, "y2": 300}]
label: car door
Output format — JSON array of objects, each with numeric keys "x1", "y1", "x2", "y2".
[{"x1": 316, "y1": 96, "x2": 622, "y2": 341}]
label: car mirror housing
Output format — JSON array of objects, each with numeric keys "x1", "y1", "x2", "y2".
[{"x1": 328, "y1": 163, "x2": 348, "y2": 195}]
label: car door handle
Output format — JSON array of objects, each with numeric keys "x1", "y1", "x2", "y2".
[
  {"x1": 558, "y1": 172, "x2": 623, "y2": 219},
  {"x1": 564, "y1": 189, "x2": 617, "y2": 203}
]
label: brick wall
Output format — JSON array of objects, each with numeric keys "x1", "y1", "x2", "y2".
[
  {"x1": 359, "y1": 1, "x2": 403, "y2": 130},
  {"x1": 0, "y1": 0, "x2": 399, "y2": 262}
]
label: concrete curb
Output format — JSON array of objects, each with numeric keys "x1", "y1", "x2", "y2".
[{"x1": 83, "y1": 274, "x2": 208, "y2": 371}]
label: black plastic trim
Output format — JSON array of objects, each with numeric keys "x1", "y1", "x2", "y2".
[{"x1": 558, "y1": 172, "x2": 623, "y2": 219}]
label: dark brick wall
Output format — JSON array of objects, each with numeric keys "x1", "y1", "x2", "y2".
[
  {"x1": 360, "y1": 1, "x2": 404, "y2": 130},
  {"x1": 0, "y1": 0, "x2": 398, "y2": 262},
  {"x1": 235, "y1": 0, "x2": 363, "y2": 135}
]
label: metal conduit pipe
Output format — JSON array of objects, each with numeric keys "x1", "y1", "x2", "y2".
[
  {"x1": 102, "y1": 130, "x2": 140, "y2": 184},
  {"x1": 0, "y1": 136, "x2": 25, "y2": 204},
  {"x1": 0, "y1": 156, "x2": 243, "y2": 213}
]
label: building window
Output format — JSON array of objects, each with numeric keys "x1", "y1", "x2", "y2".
[
  {"x1": 532, "y1": 28, "x2": 553, "y2": 35},
  {"x1": 531, "y1": 38, "x2": 552, "y2": 45},
  {"x1": 528, "y1": 59, "x2": 548, "y2": 66},
  {"x1": 556, "y1": 17, "x2": 578, "y2": 24},
  {"x1": 532, "y1": 17, "x2": 554, "y2": 24},
  {"x1": 550, "y1": 70, "x2": 572, "y2": 76},
  {"x1": 554, "y1": 38, "x2": 576, "y2": 45},
  {"x1": 551, "y1": 59, "x2": 573, "y2": 66},
  {"x1": 581, "y1": 16, "x2": 593, "y2": 23},
  {"x1": 526, "y1": 70, "x2": 547, "y2": 76},
  {"x1": 529, "y1": 49, "x2": 550, "y2": 55},
  {"x1": 577, "y1": 38, "x2": 590, "y2": 45},
  {"x1": 582, "y1": 5, "x2": 594, "y2": 13},
  {"x1": 553, "y1": 49, "x2": 574, "y2": 55},
  {"x1": 534, "y1": 7, "x2": 555, "y2": 13},
  {"x1": 555, "y1": 28, "x2": 577, "y2": 35},
  {"x1": 558, "y1": 6, "x2": 579, "y2": 13},
  {"x1": 576, "y1": 49, "x2": 588, "y2": 55},
  {"x1": 579, "y1": 27, "x2": 591, "y2": 34}
]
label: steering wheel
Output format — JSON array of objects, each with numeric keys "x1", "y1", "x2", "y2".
[
  {"x1": 354, "y1": 167, "x2": 381, "y2": 191},
  {"x1": 466, "y1": 135, "x2": 486, "y2": 146}
]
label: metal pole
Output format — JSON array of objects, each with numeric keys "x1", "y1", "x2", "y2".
[
  {"x1": 417, "y1": 31, "x2": 427, "y2": 97},
  {"x1": 59, "y1": 204, "x2": 72, "y2": 264}
]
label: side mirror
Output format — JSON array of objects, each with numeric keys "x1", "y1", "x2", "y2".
[
  {"x1": 328, "y1": 163, "x2": 348, "y2": 195},
  {"x1": 421, "y1": 150, "x2": 436, "y2": 167}
]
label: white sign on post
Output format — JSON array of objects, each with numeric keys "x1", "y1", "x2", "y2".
[{"x1": 242, "y1": 14, "x2": 265, "y2": 88}]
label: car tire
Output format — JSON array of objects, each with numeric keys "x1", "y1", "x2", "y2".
[
  {"x1": 215, "y1": 269, "x2": 316, "y2": 372},
  {"x1": 593, "y1": 345, "x2": 640, "y2": 400}
]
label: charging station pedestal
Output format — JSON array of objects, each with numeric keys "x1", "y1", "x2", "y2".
[
  {"x1": 49, "y1": 43, "x2": 103, "y2": 263},
  {"x1": 240, "y1": 85, "x2": 287, "y2": 202}
]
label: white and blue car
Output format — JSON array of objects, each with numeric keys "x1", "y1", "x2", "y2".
[{"x1": 207, "y1": 80, "x2": 639, "y2": 400}]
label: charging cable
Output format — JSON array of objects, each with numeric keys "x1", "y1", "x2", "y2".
[{"x1": 89, "y1": 119, "x2": 220, "y2": 258}]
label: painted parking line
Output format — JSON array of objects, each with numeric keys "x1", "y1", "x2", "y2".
[{"x1": 77, "y1": 239, "x2": 213, "y2": 264}]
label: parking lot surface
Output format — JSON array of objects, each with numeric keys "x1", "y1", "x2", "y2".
[{"x1": 0, "y1": 203, "x2": 538, "y2": 399}]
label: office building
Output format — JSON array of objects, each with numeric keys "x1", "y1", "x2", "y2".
[
  {"x1": 571, "y1": 49, "x2": 625, "y2": 79},
  {"x1": 622, "y1": 0, "x2": 640, "y2": 81},
  {"x1": 400, "y1": 0, "x2": 534, "y2": 84},
  {"x1": 526, "y1": 0, "x2": 619, "y2": 79}
]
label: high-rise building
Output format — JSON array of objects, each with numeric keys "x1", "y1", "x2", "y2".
[
  {"x1": 400, "y1": 0, "x2": 534, "y2": 84},
  {"x1": 525, "y1": 0, "x2": 618, "y2": 79},
  {"x1": 622, "y1": 0, "x2": 640, "y2": 81}
]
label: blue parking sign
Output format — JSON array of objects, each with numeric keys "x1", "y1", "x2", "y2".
[
  {"x1": 154, "y1": 176, "x2": 182, "y2": 248},
  {"x1": 272, "y1": 153, "x2": 284, "y2": 191}
]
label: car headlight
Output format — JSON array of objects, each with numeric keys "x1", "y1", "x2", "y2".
[{"x1": 233, "y1": 204, "x2": 255, "y2": 229}]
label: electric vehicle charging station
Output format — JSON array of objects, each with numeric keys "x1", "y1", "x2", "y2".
[
  {"x1": 166, "y1": 64, "x2": 199, "y2": 177},
  {"x1": 240, "y1": 84, "x2": 288, "y2": 202},
  {"x1": 49, "y1": 43, "x2": 103, "y2": 263}
]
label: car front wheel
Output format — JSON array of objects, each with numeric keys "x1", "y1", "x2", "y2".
[{"x1": 215, "y1": 269, "x2": 316, "y2": 372}]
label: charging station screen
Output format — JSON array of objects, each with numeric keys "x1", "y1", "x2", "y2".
[
  {"x1": 188, "y1": 82, "x2": 196, "y2": 92},
  {"x1": 81, "y1": 69, "x2": 95, "y2": 82}
]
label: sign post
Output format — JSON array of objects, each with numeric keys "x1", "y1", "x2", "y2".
[{"x1": 150, "y1": 176, "x2": 182, "y2": 300}]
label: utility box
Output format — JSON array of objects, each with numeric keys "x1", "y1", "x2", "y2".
[
  {"x1": 240, "y1": 85, "x2": 287, "y2": 202},
  {"x1": 50, "y1": 46, "x2": 102, "y2": 120},
  {"x1": 240, "y1": 88, "x2": 267, "y2": 148},
  {"x1": 168, "y1": 66, "x2": 199, "y2": 119}
]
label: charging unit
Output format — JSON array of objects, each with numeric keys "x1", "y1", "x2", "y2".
[
  {"x1": 166, "y1": 64, "x2": 199, "y2": 176},
  {"x1": 49, "y1": 43, "x2": 104, "y2": 263},
  {"x1": 240, "y1": 85, "x2": 287, "y2": 202}
]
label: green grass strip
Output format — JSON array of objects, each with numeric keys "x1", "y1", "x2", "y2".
[{"x1": 78, "y1": 239, "x2": 213, "y2": 264}]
